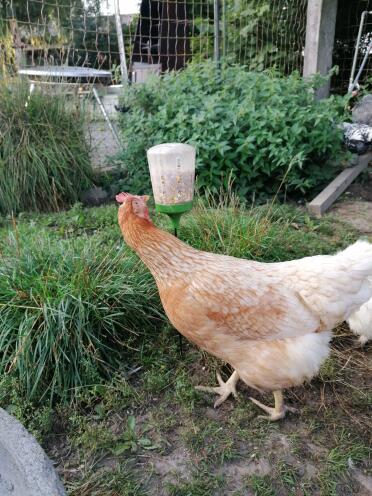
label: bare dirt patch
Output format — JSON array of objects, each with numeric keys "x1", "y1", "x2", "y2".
[
  {"x1": 328, "y1": 169, "x2": 372, "y2": 234},
  {"x1": 330, "y1": 201, "x2": 372, "y2": 234}
]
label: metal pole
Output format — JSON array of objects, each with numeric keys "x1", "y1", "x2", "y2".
[
  {"x1": 214, "y1": 0, "x2": 220, "y2": 69},
  {"x1": 350, "y1": 39, "x2": 372, "y2": 93},
  {"x1": 222, "y1": 0, "x2": 227, "y2": 60},
  {"x1": 114, "y1": 0, "x2": 128, "y2": 84},
  {"x1": 92, "y1": 86, "x2": 121, "y2": 146},
  {"x1": 173, "y1": 227, "x2": 183, "y2": 356},
  {"x1": 348, "y1": 11, "x2": 372, "y2": 93}
]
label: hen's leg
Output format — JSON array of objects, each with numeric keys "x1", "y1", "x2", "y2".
[
  {"x1": 195, "y1": 370, "x2": 239, "y2": 408},
  {"x1": 250, "y1": 390, "x2": 297, "y2": 421}
]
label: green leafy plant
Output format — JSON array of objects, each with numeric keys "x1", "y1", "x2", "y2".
[
  {"x1": 0, "y1": 79, "x2": 93, "y2": 215},
  {"x1": 189, "y1": 0, "x2": 306, "y2": 73},
  {"x1": 111, "y1": 415, "x2": 158, "y2": 455},
  {"x1": 116, "y1": 61, "x2": 348, "y2": 200}
]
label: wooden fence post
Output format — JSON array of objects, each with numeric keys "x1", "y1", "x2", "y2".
[{"x1": 303, "y1": 0, "x2": 338, "y2": 99}]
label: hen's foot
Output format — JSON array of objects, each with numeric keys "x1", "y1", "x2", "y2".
[
  {"x1": 250, "y1": 390, "x2": 297, "y2": 421},
  {"x1": 195, "y1": 370, "x2": 239, "y2": 408}
]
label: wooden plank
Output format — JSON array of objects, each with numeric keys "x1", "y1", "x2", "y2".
[{"x1": 307, "y1": 152, "x2": 372, "y2": 217}]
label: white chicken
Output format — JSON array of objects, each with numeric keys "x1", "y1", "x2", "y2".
[{"x1": 347, "y1": 298, "x2": 372, "y2": 345}]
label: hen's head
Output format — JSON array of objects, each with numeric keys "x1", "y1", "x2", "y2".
[{"x1": 116, "y1": 192, "x2": 151, "y2": 224}]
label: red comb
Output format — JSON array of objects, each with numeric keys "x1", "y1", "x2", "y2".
[{"x1": 116, "y1": 192, "x2": 133, "y2": 203}]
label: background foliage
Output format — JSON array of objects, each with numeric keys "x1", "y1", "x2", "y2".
[
  {"x1": 117, "y1": 61, "x2": 348, "y2": 200},
  {"x1": 0, "y1": 79, "x2": 93, "y2": 215},
  {"x1": 190, "y1": 0, "x2": 306, "y2": 74},
  {"x1": 0, "y1": 0, "x2": 124, "y2": 73}
]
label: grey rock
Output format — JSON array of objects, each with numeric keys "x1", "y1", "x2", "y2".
[
  {"x1": 80, "y1": 186, "x2": 109, "y2": 206},
  {"x1": 0, "y1": 408, "x2": 66, "y2": 496}
]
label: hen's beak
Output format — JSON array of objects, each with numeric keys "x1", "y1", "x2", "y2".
[{"x1": 116, "y1": 192, "x2": 131, "y2": 203}]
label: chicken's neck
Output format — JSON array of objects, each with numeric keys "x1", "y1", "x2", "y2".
[{"x1": 121, "y1": 215, "x2": 199, "y2": 283}]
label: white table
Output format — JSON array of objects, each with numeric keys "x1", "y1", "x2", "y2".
[{"x1": 18, "y1": 66, "x2": 121, "y2": 145}]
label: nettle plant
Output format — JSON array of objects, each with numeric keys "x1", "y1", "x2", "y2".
[{"x1": 117, "y1": 62, "x2": 348, "y2": 200}]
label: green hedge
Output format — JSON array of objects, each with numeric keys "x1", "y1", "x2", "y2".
[{"x1": 117, "y1": 62, "x2": 348, "y2": 199}]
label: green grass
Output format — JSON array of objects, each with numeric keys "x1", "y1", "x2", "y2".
[
  {"x1": 0, "y1": 78, "x2": 93, "y2": 215},
  {"x1": 165, "y1": 467, "x2": 225, "y2": 496},
  {"x1": 66, "y1": 463, "x2": 147, "y2": 496},
  {"x1": 247, "y1": 475, "x2": 276, "y2": 496},
  {"x1": 0, "y1": 198, "x2": 370, "y2": 496},
  {"x1": 0, "y1": 213, "x2": 163, "y2": 402},
  {"x1": 317, "y1": 438, "x2": 371, "y2": 496}
]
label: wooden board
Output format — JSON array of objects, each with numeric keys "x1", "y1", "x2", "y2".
[{"x1": 307, "y1": 152, "x2": 372, "y2": 217}]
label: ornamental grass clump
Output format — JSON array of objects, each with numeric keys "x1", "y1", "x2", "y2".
[
  {"x1": 0, "y1": 79, "x2": 93, "y2": 215},
  {"x1": 0, "y1": 227, "x2": 163, "y2": 402}
]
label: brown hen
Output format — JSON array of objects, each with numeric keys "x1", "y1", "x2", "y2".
[{"x1": 117, "y1": 193, "x2": 372, "y2": 420}]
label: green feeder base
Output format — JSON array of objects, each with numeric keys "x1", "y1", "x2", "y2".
[{"x1": 155, "y1": 201, "x2": 193, "y2": 232}]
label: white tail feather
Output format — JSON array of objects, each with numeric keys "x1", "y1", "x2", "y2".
[{"x1": 347, "y1": 297, "x2": 372, "y2": 345}]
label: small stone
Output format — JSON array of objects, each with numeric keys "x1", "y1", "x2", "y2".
[{"x1": 80, "y1": 186, "x2": 109, "y2": 206}]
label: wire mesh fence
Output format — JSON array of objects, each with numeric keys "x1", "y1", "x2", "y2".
[
  {"x1": 0, "y1": 0, "x2": 309, "y2": 81},
  {"x1": 0, "y1": 1, "x2": 123, "y2": 80},
  {"x1": 333, "y1": 0, "x2": 372, "y2": 94},
  {"x1": 222, "y1": 0, "x2": 307, "y2": 73},
  {"x1": 2, "y1": 0, "x2": 370, "y2": 94},
  {"x1": 126, "y1": 0, "x2": 308, "y2": 75}
]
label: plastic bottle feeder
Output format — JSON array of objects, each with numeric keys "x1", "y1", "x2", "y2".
[{"x1": 147, "y1": 143, "x2": 196, "y2": 232}]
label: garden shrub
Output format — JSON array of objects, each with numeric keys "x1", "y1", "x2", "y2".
[
  {"x1": 117, "y1": 62, "x2": 348, "y2": 199},
  {"x1": 0, "y1": 79, "x2": 93, "y2": 214}
]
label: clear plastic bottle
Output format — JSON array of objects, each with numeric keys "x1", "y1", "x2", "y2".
[{"x1": 147, "y1": 143, "x2": 196, "y2": 206}]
